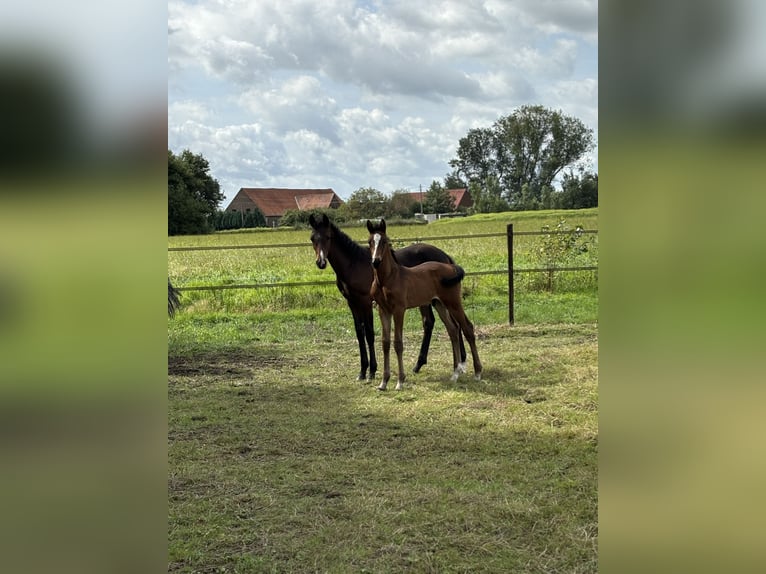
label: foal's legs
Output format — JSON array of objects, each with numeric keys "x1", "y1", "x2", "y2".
[
  {"x1": 349, "y1": 304, "x2": 369, "y2": 381},
  {"x1": 377, "y1": 309, "x2": 393, "y2": 391},
  {"x1": 363, "y1": 305, "x2": 377, "y2": 381},
  {"x1": 414, "y1": 304, "x2": 467, "y2": 373},
  {"x1": 392, "y1": 310, "x2": 406, "y2": 390},
  {"x1": 446, "y1": 303, "x2": 483, "y2": 381},
  {"x1": 413, "y1": 305, "x2": 435, "y2": 373},
  {"x1": 432, "y1": 300, "x2": 465, "y2": 381}
]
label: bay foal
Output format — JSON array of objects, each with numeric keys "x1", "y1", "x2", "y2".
[{"x1": 367, "y1": 219, "x2": 482, "y2": 390}]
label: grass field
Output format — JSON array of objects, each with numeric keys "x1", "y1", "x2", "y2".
[
  {"x1": 168, "y1": 208, "x2": 598, "y2": 572},
  {"x1": 168, "y1": 208, "x2": 597, "y2": 324}
]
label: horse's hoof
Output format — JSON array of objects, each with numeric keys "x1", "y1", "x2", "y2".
[
  {"x1": 457, "y1": 362, "x2": 467, "y2": 374},
  {"x1": 450, "y1": 371, "x2": 460, "y2": 382},
  {"x1": 377, "y1": 385, "x2": 387, "y2": 391},
  {"x1": 475, "y1": 372, "x2": 482, "y2": 381},
  {"x1": 395, "y1": 383, "x2": 403, "y2": 391}
]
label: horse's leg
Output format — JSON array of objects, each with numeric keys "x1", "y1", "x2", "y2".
[
  {"x1": 448, "y1": 303, "x2": 483, "y2": 381},
  {"x1": 363, "y1": 304, "x2": 377, "y2": 381},
  {"x1": 457, "y1": 324, "x2": 467, "y2": 364},
  {"x1": 432, "y1": 300, "x2": 463, "y2": 381},
  {"x1": 349, "y1": 304, "x2": 369, "y2": 381},
  {"x1": 413, "y1": 305, "x2": 435, "y2": 373},
  {"x1": 393, "y1": 310, "x2": 407, "y2": 391},
  {"x1": 377, "y1": 309, "x2": 392, "y2": 391}
]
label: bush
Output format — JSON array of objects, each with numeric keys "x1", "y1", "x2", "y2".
[
  {"x1": 212, "y1": 208, "x2": 266, "y2": 230},
  {"x1": 530, "y1": 219, "x2": 595, "y2": 291},
  {"x1": 279, "y1": 208, "x2": 346, "y2": 228}
]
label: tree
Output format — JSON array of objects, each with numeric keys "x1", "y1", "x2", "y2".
[
  {"x1": 468, "y1": 176, "x2": 509, "y2": 213},
  {"x1": 443, "y1": 173, "x2": 466, "y2": 190},
  {"x1": 344, "y1": 187, "x2": 388, "y2": 220},
  {"x1": 387, "y1": 189, "x2": 417, "y2": 219},
  {"x1": 449, "y1": 105, "x2": 594, "y2": 209},
  {"x1": 422, "y1": 180, "x2": 455, "y2": 214},
  {"x1": 212, "y1": 207, "x2": 266, "y2": 230},
  {"x1": 558, "y1": 170, "x2": 598, "y2": 209},
  {"x1": 168, "y1": 149, "x2": 224, "y2": 235},
  {"x1": 449, "y1": 127, "x2": 496, "y2": 185}
]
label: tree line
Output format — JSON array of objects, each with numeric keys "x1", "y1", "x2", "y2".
[{"x1": 169, "y1": 105, "x2": 597, "y2": 234}]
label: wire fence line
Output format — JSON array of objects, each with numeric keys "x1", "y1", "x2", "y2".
[
  {"x1": 167, "y1": 229, "x2": 598, "y2": 253},
  {"x1": 170, "y1": 227, "x2": 597, "y2": 324},
  {"x1": 173, "y1": 266, "x2": 598, "y2": 293}
]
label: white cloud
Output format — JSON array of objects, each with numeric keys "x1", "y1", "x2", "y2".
[
  {"x1": 168, "y1": 0, "x2": 598, "y2": 201},
  {"x1": 168, "y1": 100, "x2": 212, "y2": 124}
]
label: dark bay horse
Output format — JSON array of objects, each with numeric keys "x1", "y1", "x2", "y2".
[
  {"x1": 367, "y1": 219, "x2": 482, "y2": 390},
  {"x1": 309, "y1": 212, "x2": 465, "y2": 381}
]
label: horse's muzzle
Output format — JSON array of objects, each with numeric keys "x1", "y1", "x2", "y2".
[
  {"x1": 372, "y1": 258, "x2": 381, "y2": 269},
  {"x1": 316, "y1": 259, "x2": 327, "y2": 270}
]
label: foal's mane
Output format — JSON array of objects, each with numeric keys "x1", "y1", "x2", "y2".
[{"x1": 330, "y1": 220, "x2": 371, "y2": 264}]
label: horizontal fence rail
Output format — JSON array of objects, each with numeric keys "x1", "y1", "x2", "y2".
[
  {"x1": 169, "y1": 226, "x2": 598, "y2": 324},
  {"x1": 167, "y1": 229, "x2": 598, "y2": 252},
  {"x1": 173, "y1": 266, "x2": 598, "y2": 292}
]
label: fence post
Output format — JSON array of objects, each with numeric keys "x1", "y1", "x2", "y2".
[{"x1": 507, "y1": 223, "x2": 514, "y2": 325}]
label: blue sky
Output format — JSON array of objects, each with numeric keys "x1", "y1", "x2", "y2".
[{"x1": 168, "y1": 0, "x2": 598, "y2": 204}]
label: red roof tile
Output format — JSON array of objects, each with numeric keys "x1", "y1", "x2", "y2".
[
  {"x1": 227, "y1": 188, "x2": 343, "y2": 217},
  {"x1": 403, "y1": 188, "x2": 472, "y2": 210}
]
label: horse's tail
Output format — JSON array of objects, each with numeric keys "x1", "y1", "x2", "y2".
[
  {"x1": 168, "y1": 280, "x2": 181, "y2": 317},
  {"x1": 441, "y1": 264, "x2": 465, "y2": 287}
]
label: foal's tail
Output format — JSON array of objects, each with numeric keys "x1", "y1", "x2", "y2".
[
  {"x1": 440, "y1": 265, "x2": 465, "y2": 287},
  {"x1": 168, "y1": 280, "x2": 181, "y2": 317}
]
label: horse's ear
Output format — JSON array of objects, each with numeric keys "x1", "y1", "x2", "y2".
[
  {"x1": 380, "y1": 219, "x2": 386, "y2": 233},
  {"x1": 309, "y1": 213, "x2": 317, "y2": 227},
  {"x1": 366, "y1": 220, "x2": 374, "y2": 233},
  {"x1": 322, "y1": 213, "x2": 330, "y2": 225}
]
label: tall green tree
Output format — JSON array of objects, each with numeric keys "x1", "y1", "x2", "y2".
[
  {"x1": 422, "y1": 180, "x2": 455, "y2": 214},
  {"x1": 344, "y1": 187, "x2": 388, "y2": 220},
  {"x1": 449, "y1": 105, "x2": 594, "y2": 210},
  {"x1": 468, "y1": 176, "x2": 509, "y2": 213},
  {"x1": 168, "y1": 149, "x2": 224, "y2": 235}
]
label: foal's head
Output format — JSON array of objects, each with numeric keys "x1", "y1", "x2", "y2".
[
  {"x1": 366, "y1": 219, "x2": 392, "y2": 269},
  {"x1": 309, "y1": 212, "x2": 334, "y2": 269}
]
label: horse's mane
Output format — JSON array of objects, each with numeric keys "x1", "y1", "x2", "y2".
[{"x1": 330, "y1": 221, "x2": 371, "y2": 264}]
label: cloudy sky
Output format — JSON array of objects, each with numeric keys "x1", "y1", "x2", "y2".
[{"x1": 168, "y1": 0, "x2": 598, "y2": 204}]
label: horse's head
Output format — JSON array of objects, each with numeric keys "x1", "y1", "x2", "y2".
[
  {"x1": 366, "y1": 219, "x2": 389, "y2": 269},
  {"x1": 309, "y1": 212, "x2": 332, "y2": 269}
]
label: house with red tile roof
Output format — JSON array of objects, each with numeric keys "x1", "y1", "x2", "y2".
[
  {"x1": 405, "y1": 188, "x2": 474, "y2": 212},
  {"x1": 225, "y1": 188, "x2": 344, "y2": 226}
]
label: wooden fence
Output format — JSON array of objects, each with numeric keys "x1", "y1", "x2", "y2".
[{"x1": 169, "y1": 225, "x2": 598, "y2": 324}]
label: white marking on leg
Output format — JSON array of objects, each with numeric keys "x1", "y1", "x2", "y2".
[
  {"x1": 457, "y1": 362, "x2": 467, "y2": 374},
  {"x1": 451, "y1": 369, "x2": 460, "y2": 381}
]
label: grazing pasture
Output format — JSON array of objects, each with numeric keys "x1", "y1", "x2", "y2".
[
  {"x1": 168, "y1": 208, "x2": 598, "y2": 572},
  {"x1": 168, "y1": 208, "x2": 598, "y2": 325}
]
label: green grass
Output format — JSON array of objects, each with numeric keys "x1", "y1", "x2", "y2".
[
  {"x1": 168, "y1": 208, "x2": 598, "y2": 572},
  {"x1": 168, "y1": 208, "x2": 598, "y2": 322},
  {"x1": 169, "y1": 321, "x2": 598, "y2": 573}
]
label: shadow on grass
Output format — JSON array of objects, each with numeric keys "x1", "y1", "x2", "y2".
[{"x1": 168, "y1": 347, "x2": 297, "y2": 378}]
